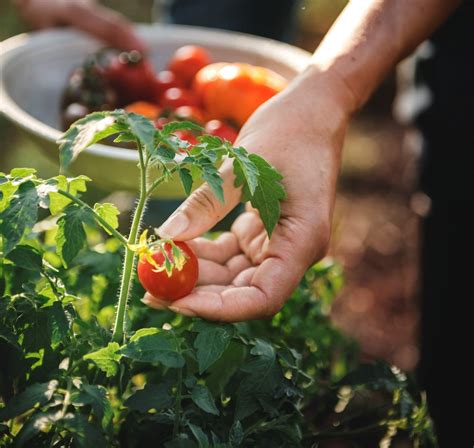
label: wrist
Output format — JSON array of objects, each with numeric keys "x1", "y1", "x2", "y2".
[{"x1": 278, "y1": 65, "x2": 354, "y2": 142}]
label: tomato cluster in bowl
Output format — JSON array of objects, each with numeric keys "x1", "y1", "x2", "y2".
[{"x1": 61, "y1": 45, "x2": 288, "y2": 146}]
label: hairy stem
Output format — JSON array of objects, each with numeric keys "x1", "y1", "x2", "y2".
[
  {"x1": 57, "y1": 189, "x2": 128, "y2": 246},
  {"x1": 112, "y1": 142, "x2": 148, "y2": 343}
]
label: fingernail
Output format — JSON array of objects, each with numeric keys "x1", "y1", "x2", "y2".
[
  {"x1": 141, "y1": 297, "x2": 166, "y2": 310},
  {"x1": 169, "y1": 306, "x2": 196, "y2": 317},
  {"x1": 158, "y1": 213, "x2": 189, "y2": 239}
]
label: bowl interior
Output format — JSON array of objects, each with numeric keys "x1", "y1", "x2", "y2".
[
  {"x1": 2, "y1": 25, "x2": 309, "y2": 133},
  {"x1": 0, "y1": 25, "x2": 310, "y2": 194}
]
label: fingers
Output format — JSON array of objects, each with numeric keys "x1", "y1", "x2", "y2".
[
  {"x1": 231, "y1": 212, "x2": 267, "y2": 264},
  {"x1": 141, "y1": 294, "x2": 170, "y2": 310},
  {"x1": 60, "y1": 1, "x2": 147, "y2": 52},
  {"x1": 197, "y1": 255, "x2": 252, "y2": 285},
  {"x1": 167, "y1": 255, "x2": 301, "y2": 321},
  {"x1": 186, "y1": 233, "x2": 240, "y2": 264},
  {"x1": 157, "y1": 161, "x2": 241, "y2": 241}
]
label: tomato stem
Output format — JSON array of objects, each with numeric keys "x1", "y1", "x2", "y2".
[
  {"x1": 57, "y1": 189, "x2": 128, "y2": 246},
  {"x1": 146, "y1": 165, "x2": 180, "y2": 198},
  {"x1": 112, "y1": 141, "x2": 149, "y2": 343}
]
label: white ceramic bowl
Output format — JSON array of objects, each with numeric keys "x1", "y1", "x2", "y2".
[{"x1": 0, "y1": 24, "x2": 310, "y2": 197}]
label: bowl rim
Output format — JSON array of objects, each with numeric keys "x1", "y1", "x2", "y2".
[{"x1": 0, "y1": 23, "x2": 310, "y2": 163}]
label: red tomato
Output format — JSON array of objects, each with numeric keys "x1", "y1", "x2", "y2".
[
  {"x1": 125, "y1": 101, "x2": 161, "y2": 120},
  {"x1": 104, "y1": 51, "x2": 156, "y2": 105},
  {"x1": 154, "y1": 117, "x2": 170, "y2": 129},
  {"x1": 162, "y1": 88, "x2": 200, "y2": 109},
  {"x1": 173, "y1": 106, "x2": 206, "y2": 124},
  {"x1": 173, "y1": 130, "x2": 199, "y2": 150},
  {"x1": 204, "y1": 120, "x2": 238, "y2": 144},
  {"x1": 168, "y1": 45, "x2": 212, "y2": 86},
  {"x1": 137, "y1": 241, "x2": 198, "y2": 301},
  {"x1": 193, "y1": 62, "x2": 287, "y2": 127},
  {"x1": 153, "y1": 70, "x2": 184, "y2": 102}
]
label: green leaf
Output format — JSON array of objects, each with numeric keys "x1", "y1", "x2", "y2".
[
  {"x1": 150, "y1": 145, "x2": 177, "y2": 165},
  {"x1": 93, "y1": 202, "x2": 120, "y2": 234},
  {"x1": 6, "y1": 245, "x2": 42, "y2": 271},
  {"x1": 235, "y1": 339, "x2": 281, "y2": 420},
  {"x1": 230, "y1": 147, "x2": 259, "y2": 195},
  {"x1": 0, "y1": 178, "x2": 17, "y2": 213},
  {"x1": 196, "y1": 156, "x2": 224, "y2": 203},
  {"x1": 62, "y1": 413, "x2": 106, "y2": 447},
  {"x1": 229, "y1": 420, "x2": 244, "y2": 446},
  {"x1": 0, "y1": 180, "x2": 39, "y2": 255},
  {"x1": 46, "y1": 301, "x2": 71, "y2": 345},
  {"x1": 0, "y1": 329, "x2": 21, "y2": 351},
  {"x1": 10, "y1": 168, "x2": 37, "y2": 178},
  {"x1": 58, "y1": 112, "x2": 122, "y2": 171},
  {"x1": 0, "y1": 423, "x2": 9, "y2": 436},
  {"x1": 193, "y1": 322, "x2": 234, "y2": 374},
  {"x1": 14, "y1": 410, "x2": 62, "y2": 447},
  {"x1": 165, "y1": 435, "x2": 197, "y2": 448},
  {"x1": 83, "y1": 342, "x2": 122, "y2": 377},
  {"x1": 188, "y1": 423, "x2": 210, "y2": 448},
  {"x1": 39, "y1": 174, "x2": 91, "y2": 212},
  {"x1": 0, "y1": 380, "x2": 58, "y2": 421},
  {"x1": 124, "y1": 112, "x2": 157, "y2": 154},
  {"x1": 234, "y1": 154, "x2": 285, "y2": 237},
  {"x1": 56, "y1": 204, "x2": 94, "y2": 267},
  {"x1": 120, "y1": 331, "x2": 185, "y2": 368},
  {"x1": 75, "y1": 384, "x2": 113, "y2": 429},
  {"x1": 129, "y1": 327, "x2": 159, "y2": 341},
  {"x1": 191, "y1": 384, "x2": 219, "y2": 416},
  {"x1": 125, "y1": 383, "x2": 173, "y2": 412},
  {"x1": 179, "y1": 167, "x2": 193, "y2": 195},
  {"x1": 206, "y1": 342, "x2": 247, "y2": 397},
  {"x1": 161, "y1": 120, "x2": 203, "y2": 136}
]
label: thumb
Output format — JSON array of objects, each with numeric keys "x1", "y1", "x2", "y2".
[{"x1": 158, "y1": 163, "x2": 241, "y2": 240}]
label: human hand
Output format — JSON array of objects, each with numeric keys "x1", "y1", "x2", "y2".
[
  {"x1": 15, "y1": 0, "x2": 146, "y2": 52},
  {"x1": 142, "y1": 68, "x2": 355, "y2": 321}
]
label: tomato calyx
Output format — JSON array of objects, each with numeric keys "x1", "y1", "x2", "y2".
[{"x1": 129, "y1": 230, "x2": 188, "y2": 277}]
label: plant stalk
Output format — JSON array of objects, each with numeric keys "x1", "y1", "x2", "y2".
[
  {"x1": 112, "y1": 142, "x2": 148, "y2": 343},
  {"x1": 146, "y1": 165, "x2": 180, "y2": 198},
  {"x1": 57, "y1": 189, "x2": 128, "y2": 246}
]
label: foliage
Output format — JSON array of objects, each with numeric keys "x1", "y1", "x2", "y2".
[{"x1": 0, "y1": 111, "x2": 436, "y2": 447}]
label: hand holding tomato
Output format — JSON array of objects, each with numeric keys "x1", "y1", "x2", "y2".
[{"x1": 142, "y1": 69, "x2": 354, "y2": 321}]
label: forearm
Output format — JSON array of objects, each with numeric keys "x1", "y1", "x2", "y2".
[{"x1": 301, "y1": 0, "x2": 460, "y2": 112}]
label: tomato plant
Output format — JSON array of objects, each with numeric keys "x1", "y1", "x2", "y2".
[{"x1": 0, "y1": 111, "x2": 437, "y2": 447}]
